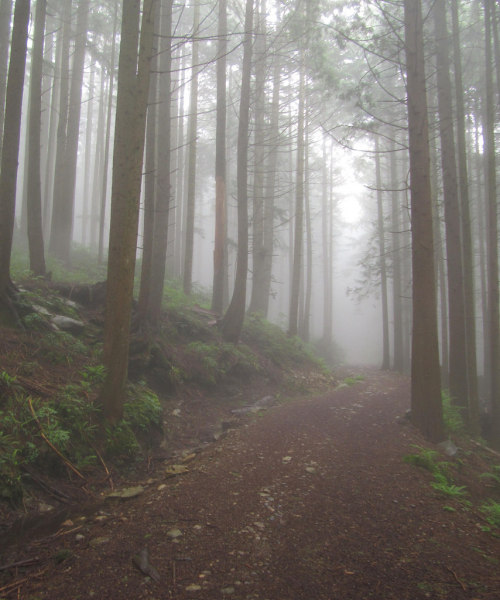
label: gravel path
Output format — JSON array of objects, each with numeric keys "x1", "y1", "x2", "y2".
[{"x1": 3, "y1": 371, "x2": 500, "y2": 599}]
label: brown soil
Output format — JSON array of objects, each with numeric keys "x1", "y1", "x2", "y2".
[{"x1": 1, "y1": 370, "x2": 500, "y2": 599}]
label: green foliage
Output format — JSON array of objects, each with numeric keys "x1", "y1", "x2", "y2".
[
  {"x1": 184, "y1": 341, "x2": 261, "y2": 386},
  {"x1": 403, "y1": 447, "x2": 440, "y2": 473},
  {"x1": 404, "y1": 446, "x2": 469, "y2": 503},
  {"x1": 0, "y1": 428, "x2": 24, "y2": 502},
  {"x1": 430, "y1": 478, "x2": 467, "y2": 498},
  {"x1": 343, "y1": 375, "x2": 364, "y2": 386},
  {"x1": 47, "y1": 248, "x2": 107, "y2": 284},
  {"x1": 242, "y1": 314, "x2": 324, "y2": 369},
  {"x1": 0, "y1": 370, "x2": 17, "y2": 387},
  {"x1": 104, "y1": 421, "x2": 139, "y2": 458},
  {"x1": 185, "y1": 341, "x2": 220, "y2": 385},
  {"x1": 480, "y1": 500, "x2": 500, "y2": 528},
  {"x1": 0, "y1": 370, "x2": 19, "y2": 399},
  {"x1": 22, "y1": 311, "x2": 47, "y2": 330},
  {"x1": 124, "y1": 383, "x2": 162, "y2": 431},
  {"x1": 0, "y1": 363, "x2": 161, "y2": 500},
  {"x1": 35, "y1": 331, "x2": 87, "y2": 365},
  {"x1": 480, "y1": 465, "x2": 500, "y2": 490},
  {"x1": 441, "y1": 390, "x2": 465, "y2": 434}
]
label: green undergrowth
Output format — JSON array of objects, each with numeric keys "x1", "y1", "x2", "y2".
[
  {"x1": 0, "y1": 365, "x2": 161, "y2": 504},
  {"x1": 2, "y1": 248, "x2": 332, "y2": 505},
  {"x1": 342, "y1": 374, "x2": 365, "y2": 386},
  {"x1": 242, "y1": 313, "x2": 328, "y2": 372},
  {"x1": 441, "y1": 389, "x2": 466, "y2": 435},
  {"x1": 404, "y1": 445, "x2": 500, "y2": 536}
]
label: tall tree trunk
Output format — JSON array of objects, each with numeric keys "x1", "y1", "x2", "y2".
[
  {"x1": 288, "y1": 56, "x2": 305, "y2": 338},
  {"x1": 220, "y1": 0, "x2": 254, "y2": 343},
  {"x1": 483, "y1": 0, "x2": 500, "y2": 445},
  {"x1": 138, "y1": 6, "x2": 159, "y2": 322},
  {"x1": 27, "y1": 0, "x2": 47, "y2": 277},
  {"x1": 148, "y1": 0, "x2": 172, "y2": 324},
  {"x1": 49, "y1": 0, "x2": 72, "y2": 257},
  {"x1": 212, "y1": 0, "x2": 228, "y2": 315},
  {"x1": 183, "y1": 0, "x2": 200, "y2": 296},
  {"x1": 50, "y1": 0, "x2": 89, "y2": 263},
  {"x1": 98, "y1": 15, "x2": 118, "y2": 264},
  {"x1": 248, "y1": 0, "x2": 267, "y2": 316},
  {"x1": 404, "y1": 0, "x2": 445, "y2": 443},
  {"x1": 430, "y1": 132, "x2": 449, "y2": 387},
  {"x1": 300, "y1": 122, "x2": 312, "y2": 343},
  {"x1": 260, "y1": 22, "x2": 282, "y2": 318},
  {"x1": 90, "y1": 68, "x2": 106, "y2": 248},
  {"x1": 0, "y1": 0, "x2": 30, "y2": 307},
  {"x1": 321, "y1": 136, "x2": 333, "y2": 353},
  {"x1": 451, "y1": 0, "x2": 480, "y2": 435},
  {"x1": 375, "y1": 136, "x2": 390, "y2": 370},
  {"x1": 39, "y1": 23, "x2": 54, "y2": 217},
  {"x1": 433, "y1": 0, "x2": 468, "y2": 414},
  {"x1": 100, "y1": 0, "x2": 154, "y2": 424},
  {"x1": 81, "y1": 67, "x2": 95, "y2": 247},
  {"x1": 0, "y1": 0, "x2": 13, "y2": 160},
  {"x1": 390, "y1": 138, "x2": 404, "y2": 372},
  {"x1": 43, "y1": 20, "x2": 63, "y2": 240},
  {"x1": 174, "y1": 50, "x2": 186, "y2": 279}
]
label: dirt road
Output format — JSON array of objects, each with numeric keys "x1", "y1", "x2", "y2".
[{"x1": 2, "y1": 371, "x2": 499, "y2": 599}]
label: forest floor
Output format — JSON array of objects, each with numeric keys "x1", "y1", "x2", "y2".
[{"x1": 1, "y1": 369, "x2": 500, "y2": 600}]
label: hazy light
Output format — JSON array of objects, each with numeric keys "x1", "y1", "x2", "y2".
[{"x1": 338, "y1": 182, "x2": 364, "y2": 224}]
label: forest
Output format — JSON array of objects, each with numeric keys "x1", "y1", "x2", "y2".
[{"x1": 2, "y1": 0, "x2": 500, "y2": 596}]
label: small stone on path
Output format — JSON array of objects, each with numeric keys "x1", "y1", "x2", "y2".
[{"x1": 167, "y1": 528, "x2": 182, "y2": 539}]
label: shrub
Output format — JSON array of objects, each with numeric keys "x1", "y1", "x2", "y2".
[
  {"x1": 441, "y1": 390, "x2": 465, "y2": 434},
  {"x1": 481, "y1": 500, "x2": 500, "y2": 528},
  {"x1": 242, "y1": 314, "x2": 324, "y2": 369}
]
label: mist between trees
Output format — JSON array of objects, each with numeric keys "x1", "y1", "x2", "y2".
[{"x1": 0, "y1": 0, "x2": 499, "y2": 445}]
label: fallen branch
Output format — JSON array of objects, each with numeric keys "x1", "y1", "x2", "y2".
[
  {"x1": 22, "y1": 466, "x2": 71, "y2": 502},
  {"x1": 470, "y1": 439, "x2": 500, "y2": 459},
  {"x1": 0, "y1": 558, "x2": 40, "y2": 572},
  {"x1": 0, "y1": 576, "x2": 28, "y2": 596},
  {"x1": 446, "y1": 567, "x2": 466, "y2": 592},
  {"x1": 28, "y1": 397, "x2": 86, "y2": 481}
]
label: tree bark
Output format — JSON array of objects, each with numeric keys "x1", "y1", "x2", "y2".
[
  {"x1": 299, "y1": 115, "x2": 312, "y2": 342},
  {"x1": 288, "y1": 55, "x2": 305, "y2": 338},
  {"x1": 81, "y1": 67, "x2": 95, "y2": 247},
  {"x1": 321, "y1": 136, "x2": 333, "y2": 353},
  {"x1": 433, "y1": 0, "x2": 468, "y2": 414},
  {"x1": 212, "y1": 0, "x2": 228, "y2": 315},
  {"x1": 248, "y1": 0, "x2": 267, "y2": 316},
  {"x1": 483, "y1": 0, "x2": 500, "y2": 444},
  {"x1": 148, "y1": 0, "x2": 172, "y2": 324},
  {"x1": 0, "y1": 0, "x2": 30, "y2": 301},
  {"x1": 50, "y1": 0, "x2": 89, "y2": 263},
  {"x1": 260, "y1": 21, "x2": 282, "y2": 319},
  {"x1": 390, "y1": 138, "x2": 403, "y2": 372},
  {"x1": 49, "y1": 0, "x2": 71, "y2": 257},
  {"x1": 183, "y1": 0, "x2": 200, "y2": 296},
  {"x1": 138, "y1": 6, "x2": 159, "y2": 322},
  {"x1": 0, "y1": 0, "x2": 13, "y2": 160},
  {"x1": 98, "y1": 13, "x2": 118, "y2": 264},
  {"x1": 404, "y1": 0, "x2": 445, "y2": 443},
  {"x1": 90, "y1": 68, "x2": 106, "y2": 249},
  {"x1": 375, "y1": 136, "x2": 390, "y2": 370},
  {"x1": 220, "y1": 0, "x2": 254, "y2": 343},
  {"x1": 100, "y1": 0, "x2": 155, "y2": 424},
  {"x1": 26, "y1": 0, "x2": 47, "y2": 277},
  {"x1": 451, "y1": 0, "x2": 480, "y2": 435}
]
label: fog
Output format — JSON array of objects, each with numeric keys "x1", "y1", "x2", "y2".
[{"x1": 4, "y1": 0, "x2": 493, "y2": 394}]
